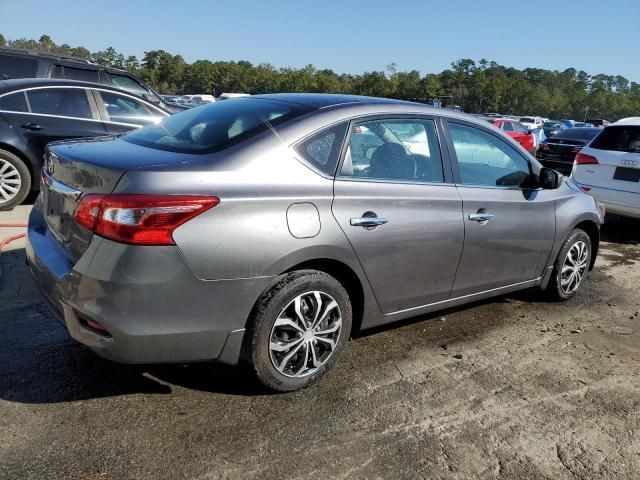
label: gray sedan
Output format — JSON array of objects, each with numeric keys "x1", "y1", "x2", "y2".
[{"x1": 27, "y1": 94, "x2": 603, "y2": 391}]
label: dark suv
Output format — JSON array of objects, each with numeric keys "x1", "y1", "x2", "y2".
[{"x1": 0, "y1": 48, "x2": 185, "y2": 113}]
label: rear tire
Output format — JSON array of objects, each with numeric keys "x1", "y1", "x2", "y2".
[
  {"x1": 244, "y1": 270, "x2": 352, "y2": 392},
  {"x1": 544, "y1": 228, "x2": 592, "y2": 301},
  {"x1": 0, "y1": 150, "x2": 31, "y2": 211}
]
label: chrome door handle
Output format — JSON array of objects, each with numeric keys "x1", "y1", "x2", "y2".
[
  {"x1": 21, "y1": 123, "x2": 43, "y2": 131},
  {"x1": 468, "y1": 213, "x2": 495, "y2": 222},
  {"x1": 350, "y1": 217, "x2": 388, "y2": 227}
]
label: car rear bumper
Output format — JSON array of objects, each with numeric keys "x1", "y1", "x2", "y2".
[
  {"x1": 572, "y1": 181, "x2": 640, "y2": 219},
  {"x1": 26, "y1": 204, "x2": 274, "y2": 365}
]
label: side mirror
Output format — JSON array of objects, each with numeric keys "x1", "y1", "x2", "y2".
[{"x1": 539, "y1": 167, "x2": 562, "y2": 189}]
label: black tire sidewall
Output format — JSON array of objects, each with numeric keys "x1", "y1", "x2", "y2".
[
  {"x1": 552, "y1": 229, "x2": 592, "y2": 300},
  {"x1": 247, "y1": 270, "x2": 352, "y2": 392},
  {"x1": 0, "y1": 150, "x2": 31, "y2": 211}
]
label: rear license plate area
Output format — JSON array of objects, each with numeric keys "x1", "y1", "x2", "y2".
[{"x1": 613, "y1": 167, "x2": 640, "y2": 182}]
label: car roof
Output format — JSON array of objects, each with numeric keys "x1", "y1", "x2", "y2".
[
  {"x1": 0, "y1": 47, "x2": 131, "y2": 74},
  {"x1": 613, "y1": 117, "x2": 640, "y2": 126},
  {"x1": 250, "y1": 93, "x2": 420, "y2": 109},
  {"x1": 0, "y1": 78, "x2": 134, "y2": 95}
]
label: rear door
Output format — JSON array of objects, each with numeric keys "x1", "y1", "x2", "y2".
[
  {"x1": 0, "y1": 87, "x2": 107, "y2": 164},
  {"x1": 92, "y1": 89, "x2": 167, "y2": 135},
  {"x1": 332, "y1": 116, "x2": 464, "y2": 313},
  {"x1": 574, "y1": 125, "x2": 640, "y2": 195},
  {"x1": 445, "y1": 120, "x2": 556, "y2": 297}
]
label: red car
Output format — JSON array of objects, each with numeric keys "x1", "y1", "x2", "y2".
[{"x1": 487, "y1": 119, "x2": 535, "y2": 153}]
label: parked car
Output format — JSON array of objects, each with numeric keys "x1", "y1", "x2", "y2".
[
  {"x1": 572, "y1": 118, "x2": 640, "y2": 218},
  {"x1": 574, "y1": 122, "x2": 594, "y2": 128},
  {"x1": 187, "y1": 95, "x2": 215, "y2": 106},
  {"x1": 559, "y1": 119, "x2": 575, "y2": 128},
  {"x1": 519, "y1": 116, "x2": 544, "y2": 130},
  {"x1": 586, "y1": 119, "x2": 611, "y2": 128},
  {"x1": 536, "y1": 127, "x2": 601, "y2": 175},
  {"x1": 27, "y1": 94, "x2": 602, "y2": 391},
  {"x1": 0, "y1": 78, "x2": 170, "y2": 210},
  {"x1": 486, "y1": 118, "x2": 535, "y2": 153},
  {"x1": 542, "y1": 120, "x2": 566, "y2": 138},
  {"x1": 0, "y1": 48, "x2": 186, "y2": 114},
  {"x1": 217, "y1": 93, "x2": 251, "y2": 101}
]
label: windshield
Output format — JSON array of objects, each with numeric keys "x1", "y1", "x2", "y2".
[{"x1": 123, "y1": 98, "x2": 310, "y2": 153}]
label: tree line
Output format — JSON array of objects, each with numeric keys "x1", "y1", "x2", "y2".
[{"x1": 2, "y1": 34, "x2": 639, "y2": 120}]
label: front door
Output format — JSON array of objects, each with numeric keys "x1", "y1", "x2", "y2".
[
  {"x1": 332, "y1": 117, "x2": 464, "y2": 313},
  {"x1": 445, "y1": 121, "x2": 556, "y2": 297}
]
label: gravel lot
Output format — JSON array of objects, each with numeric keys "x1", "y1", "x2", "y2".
[{"x1": 1, "y1": 206, "x2": 639, "y2": 480}]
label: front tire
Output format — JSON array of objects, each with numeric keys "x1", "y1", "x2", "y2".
[
  {"x1": 244, "y1": 270, "x2": 352, "y2": 392},
  {"x1": 544, "y1": 228, "x2": 592, "y2": 301},
  {"x1": 0, "y1": 150, "x2": 31, "y2": 211}
]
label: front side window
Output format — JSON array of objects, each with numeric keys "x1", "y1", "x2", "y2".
[
  {"x1": 107, "y1": 73, "x2": 150, "y2": 98},
  {"x1": 0, "y1": 92, "x2": 29, "y2": 112},
  {"x1": 99, "y1": 91, "x2": 161, "y2": 126},
  {"x1": 340, "y1": 118, "x2": 444, "y2": 182},
  {"x1": 295, "y1": 123, "x2": 347, "y2": 175},
  {"x1": 513, "y1": 122, "x2": 529, "y2": 134},
  {"x1": 449, "y1": 123, "x2": 531, "y2": 187},
  {"x1": 27, "y1": 88, "x2": 93, "y2": 119},
  {"x1": 123, "y1": 98, "x2": 310, "y2": 153}
]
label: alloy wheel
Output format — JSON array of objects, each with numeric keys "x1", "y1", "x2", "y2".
[
  {"x1": 0, "y1": 159, "x2": 22, "y2": 205},
  {"x1": 560, "y1": 240, "x2": 589, "y2": 295},
  {"x1": 269, "y1": 291, "x2": 342, "y2": 378}
]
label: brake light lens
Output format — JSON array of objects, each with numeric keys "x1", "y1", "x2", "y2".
[
  {"x1": 539, "y1": 143, "x2": 549, "y2": 150},
  {"x1": 575, "y1": 152, "x2": 598, "y2": 165},
  {"x1": 74, "y1": 194, "x2": 219, "y2": 245}
]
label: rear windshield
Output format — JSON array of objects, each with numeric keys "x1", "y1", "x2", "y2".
[
  {"x1": 552, "y1": 128, "x2": 600, "y2": 141},
  {"x1": 590, "y1": 126, "x2": 640, "y2": 153},
  {"x1": 543, "y1": 121, "x2": 562, "y2": 128},
  {"x1": 0, "y1": 54, "x2": 38, "y2": 79},
  {"x1": 123, "y1": 98, "x2": 311, "y2": 153},
  {"x1": 520, "y1": 117, "x2": 535, "y2": 123}
]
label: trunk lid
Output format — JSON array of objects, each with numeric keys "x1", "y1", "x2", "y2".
[{"x1": 42, "y1": 137, "x2": 198, "y2": 260}]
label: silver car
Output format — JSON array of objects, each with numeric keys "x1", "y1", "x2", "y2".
[{"x1": 27, "y1": 94, "x2": 602, "y2": 391}]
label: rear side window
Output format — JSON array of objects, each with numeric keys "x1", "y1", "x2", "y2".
[
  {"x1": 27, "y1": 88, "x2": 93, "y2": 119},
  {"x1": 0, "y1": 92, "x2": 29, "y2": 112},
  {"x1": 590, "y1": 126, "x2": 640, "y2": 153},
  {"x1": 59, "y1": 66, "x2": 100, "y2": 83},
  {"x1": 340, "y1": 118, "x2": 444, "y2": 183},
  {"x1": 501, "y1": 122, "x2": 513, "y2": 132},
  {"x1": 0, "y1": 55, "x2": 38, "y2": 79},
  {"x1": 295, "y1": 123, "x2": 347, "y2": 175},
  {"x1": 123, "y1": 98, "x2": 310, "y2": 153}
]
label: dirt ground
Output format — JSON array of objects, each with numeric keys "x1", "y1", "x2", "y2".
[{"x1": 1, "y1": 206, "x2": 639, "y2": 480}]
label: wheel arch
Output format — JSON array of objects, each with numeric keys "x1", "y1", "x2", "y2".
[
  {"x1": 574, "y1": 220, "x2": 599, "y2": 270},
  {"x1": 0, "y1": 142, "x2": 39, "y2": 190}
]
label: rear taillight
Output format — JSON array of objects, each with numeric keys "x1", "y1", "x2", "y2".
[
  {"x1": 74, "y1": 194, "x2": 219, "y2": 245},
  {"x1": 575, "y1": 152, "x2": 598, "y2": 165},
  {"x1": 539, "y1": 143, "x2": 549, "y2": 150}
]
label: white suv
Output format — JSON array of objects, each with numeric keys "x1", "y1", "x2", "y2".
[
  {"x1": 572, "y1": 117, "x2": 640, "y2": 219},
  {"x1": 519, "y1": 116, "x2": 543, "y2": 130}
]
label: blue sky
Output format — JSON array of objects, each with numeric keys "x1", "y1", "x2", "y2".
[{"x1": 2, "y1": 0, "x2": 639, "y2": 81}]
